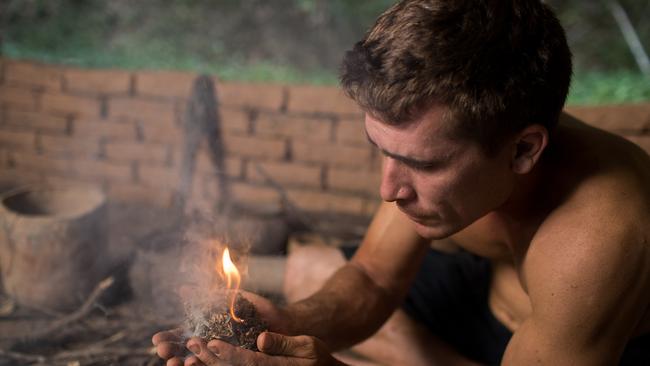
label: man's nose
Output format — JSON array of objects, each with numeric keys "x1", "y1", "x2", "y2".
[{"x1": 380, "y1": 158, "x2": 414, "y2": 202}]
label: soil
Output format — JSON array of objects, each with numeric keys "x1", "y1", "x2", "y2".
[{"x1": 186, "y1": 294, "x2": 267, "y2": 351}]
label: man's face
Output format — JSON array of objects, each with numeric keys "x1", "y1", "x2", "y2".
[{"x1": 365, "y1": 105, "x2": 515, "y2": 239}]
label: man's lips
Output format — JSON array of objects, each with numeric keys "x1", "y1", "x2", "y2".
[{"x1": 397, "y1": 206, "x2": 438, "y2": 224}]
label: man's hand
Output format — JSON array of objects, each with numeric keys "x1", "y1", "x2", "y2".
[
  {"x1": 152, "y1": 329, "x2": 346, "y2": 366},
  {"x1": 183, "y1": 332, "x2": 347, "y2": 366},
  {"x1": 152, "y1": 328, "x2": 188, "y2": 366},
  {"x1": 242, "y1": 291, "x2": 293, "y2": 335},
  {"x1": 152, "y1": 292, "x2": 342, "y2": 366}
]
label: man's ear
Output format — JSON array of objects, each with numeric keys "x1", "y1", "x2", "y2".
[{"x1": 510, "y1": 124, "x2": 548, "y2": 174}]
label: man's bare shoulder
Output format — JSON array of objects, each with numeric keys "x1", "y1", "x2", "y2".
[
  {"x1": 531, "y1": 113, "x2": 650, "y2": 273},
  {"x1": 529, "y1": 169, "x2": 649, "y2": 274},
  {"x1": 524, "y1": 121, "x2": 650, "y2": 338},
  {"x1": 558, "y1": 112, "x2": 650, "y2": 178},
  {"x1": 547, "y1": 113, "x2": 650, "y2": 237}
]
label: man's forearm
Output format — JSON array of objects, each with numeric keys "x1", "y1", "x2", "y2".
[{"x1": 284, "y1": 261, "x2": 400, "y2": 350}]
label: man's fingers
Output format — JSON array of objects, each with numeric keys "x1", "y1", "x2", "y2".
[
  {"x1": 157, "y1": 341, "x2": 186, "y2": 360},
  {"x1": 166, "y1": 357, "x2": 184, "y2": 366},
  {"x1": 183, "y1": 355, "x2": 207, "y2": 366},
  {"x1": 153, "y1": 328, "x2": 184, "y2": 345},
  {"x1": 186, "y1": 337, "x2": 221, "y2": 366},
  {"x1": 206, "y1": 339, "x2": 266, "y2": 366},
  {"x1": 258, "y1": 332, "x2": 319, "y2": 358}
]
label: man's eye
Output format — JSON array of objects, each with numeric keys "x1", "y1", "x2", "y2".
[{"x1": 411, "y1": 162, "x2": 437, "y2": 171}]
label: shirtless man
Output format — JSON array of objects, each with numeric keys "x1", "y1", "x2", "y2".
[{"x1": 153, "y1": 1, "x2": 650, "y2": 365}]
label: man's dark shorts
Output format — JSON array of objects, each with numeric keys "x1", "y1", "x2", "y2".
[{"x1": 340, "y1": 247, "x2": 650, "y2": 365}]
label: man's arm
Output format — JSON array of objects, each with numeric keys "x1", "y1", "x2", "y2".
[
  {"x1": 284, "y1": 201, "x2": 430, "y2": 350},
  {"x1": 502, "y1": 189, "x2": 649, "y2": 365}
]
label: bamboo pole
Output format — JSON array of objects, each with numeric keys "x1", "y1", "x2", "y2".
[{"x1": 607, "y1": 0, "x2": 650, "y2": 75}]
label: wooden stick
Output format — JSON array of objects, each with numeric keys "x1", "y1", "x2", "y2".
[
  {"x1": 14, "y1": 277, "x2": 114, "y2": 345},
  {"x1": 252, "y1": 161, "x2": 366, "y2": 243},
  {"x1": 252, "y1": 162, "x2": 319, "y2": 231},
  {"x1": 0, "y1": 349, "x2": 46, "y2": 363},
  {"x1": 50, "y1": 346, "x2": 155, "y2": 361},
  {"x1": 607, "y1": 0, "x2": 650, "y2": 75},
  {"x1": 0, "y1": 346, "x2": 154, "y2": 365}
]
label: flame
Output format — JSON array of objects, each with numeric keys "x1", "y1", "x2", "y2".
[{"x1": 222, "y1": 247, "x2": 244, "y2": 323}]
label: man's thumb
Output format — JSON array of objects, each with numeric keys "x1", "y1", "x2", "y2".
[
  {"x1": 258, "y1": 332, "x2": 317, "y2": 358},
  {"x1": 258, "y1": 332, "x2": 286, "y2": 354}
]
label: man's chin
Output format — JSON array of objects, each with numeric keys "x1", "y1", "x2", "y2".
[{"x1": 410, "y1": 219, "x2": 457, "y2": 240}]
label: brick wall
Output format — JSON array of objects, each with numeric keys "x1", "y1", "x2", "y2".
[{"x1": 0, "y1": 58, "x2": 649, "y2": 218}]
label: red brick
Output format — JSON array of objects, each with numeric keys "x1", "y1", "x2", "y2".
[
  {"x1": 0, "y1": 149, "x2": 8, "y2": 168},
  {"x1": 136, "y1": 70, "x2": 196, "y2": 99},
  {"x1": 139, "y1": 164, "x2": 180, "y2": 190},
  {"x1": 189, "y1": 172, "x2": 209, "y2": 198},
  {"x1": 225, "y1": 135, "x2": 286, "y2": 160},
  {"x1": 0, "y1": 85, "x2": 39, "y2": 109},
  {"x1": 336, "y1": 117, "x2": 367, "y2": 145},
  {"x1": 105, "y1": 141, "x2": 168, "y2": 164},
  {"x1": 328, "y1": 167, "x2": 380, "y2": 195},
  {"x1": 1, "y1": 167, "x2": 43, "y2": 183},
  {"x1": 220, "y1": 108, "x2": 250, "y2": 134},
  {"x1": 108, "y1": 97, "x2": 176, "y2": 125},
  {"x1": 255, "y1": 114, "x2": 332, "y2": 142},
  {"x1": 41, "y1": 93, "x2": 102, "y2": 118},
  {"x1": 292, "y1": 141, "x2": 371, "y2": 168},
  {"x1": 218, "y1": 82, "x2": 285, "y2": 111},
  {"x1": 107, "y1": 183, "x2": 173, "y2": 207},
  {"x1": 71, "y1": 159, "x2": 132, "y2": 183},
  {"x1": 38, "y1": 134, "x2": 100, "y2": 158},
  {"x1": 174, "y1": 104, "x2": 246, "y2": 136},
  {"x1": 247, "y1": 160, "x2": 322, "y2": 187},
  {"x1": 10, "y1": 151, "x2": 74, "y2": 174},
  {"x1": 190, "y1": 173, "x2": 235, "y2": 209},
  {"x1": 285, "y1": 188, "x2": 364, "y2": 215},
  {"x1": 41, "y1": 175, "x2": 101, "y2": 189},
  {"x1": 64, "y1": 68, "x2": 132, "y2": 95},
  {"x1": 0, "y1": 57, "x2": 5, "y2": 82},
  {"x1": 194, "y1": 150, "x2": 242, "y2": 177},
  {"x1": 4, "y1": 60, "x2": 62, "y2": 90},
  {"x1": 138, "y1": 118, "x2": 183, "y2": 144},
  {"x1": 230, "y1": 182, "x2": 281, "y2": 209},
  {"x1": 73, "y1": 119, "x2": 137, "y2": 140},
  {"x1": 287, "y1": 85, "x2": 362, "y2": 115},
  {"x1": 624, "y1": 135, "x2": 650, "y2": 154},
  {"x1": 185, "y1": 179, "x2": 219, "y2": 214},
  {"x1": 0, "y1": 129, "x2": 36, "y2": 150},
  {"x1": 369, "y1": 147, "x2": 383, "y2": 172},
  {"x1": 198, "y1": 174, "x2": 231, "y2": 202},
  {"x1": 361, "y1": 198, "x2": 382, "y2": 217},
  {"x1": 5, "y1": 109, "x2": 68, "y2": 133},
  {"x1": 565, "y1": 104, "x2": 650, "y2": 133}
]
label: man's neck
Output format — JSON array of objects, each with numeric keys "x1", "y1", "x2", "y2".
[{"x1": 492, "y1": 152, "x2": 553, "y2": 254}]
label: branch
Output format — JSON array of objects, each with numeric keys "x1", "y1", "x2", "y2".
[
  {"x1": 0, "y1": 346, "x2": 154, "y2": 365},
  {"x1": 0, "y1": 349, "x2": 46, "y2": 363},
  {"x1": 15, "y1": 277, "x2": 114, "y2": 345},
  {"x1": 251, "y1": 162, "x2": 319, "y2": 232},
  {"x1": 607, "y1": 0, "x2": 650, "y2": 75},
  {"x1": 50, "y1": 346, "x2": 154, "y2": 362}
]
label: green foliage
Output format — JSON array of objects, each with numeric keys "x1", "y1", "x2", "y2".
[
  {"x1": 568, "y1": 71, "x2": 650, "y2": 105},
  {"x1": 2, "y1": 0, "x2": 649, "y2": 102}
]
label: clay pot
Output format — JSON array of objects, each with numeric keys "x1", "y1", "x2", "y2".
[{"x1": 0, "y1": 184, "x2": 108, "y2": 311}]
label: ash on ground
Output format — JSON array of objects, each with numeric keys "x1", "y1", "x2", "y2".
[{"x1": 186, "y1": 294, "x2": 267, "y2": 351}]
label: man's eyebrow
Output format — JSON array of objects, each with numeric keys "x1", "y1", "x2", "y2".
[{"x1": 365, "y1": 131, "x2": 439, "y2": 168}]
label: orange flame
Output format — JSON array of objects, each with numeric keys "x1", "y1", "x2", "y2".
[{"x1": 222, "y1": 247, "x2": 244, "y2": 323}]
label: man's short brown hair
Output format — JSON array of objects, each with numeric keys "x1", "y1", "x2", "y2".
[{"x1": 340, "y1": 0, "x2": 572, "y2": 154}]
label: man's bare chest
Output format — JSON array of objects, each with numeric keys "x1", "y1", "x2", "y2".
[
  {"x1": 448, "y1": 215, "x2": 538, "y2": 332},
  {"x1": 488, "y1": 262, "x2": 531, "y2": 332}
]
